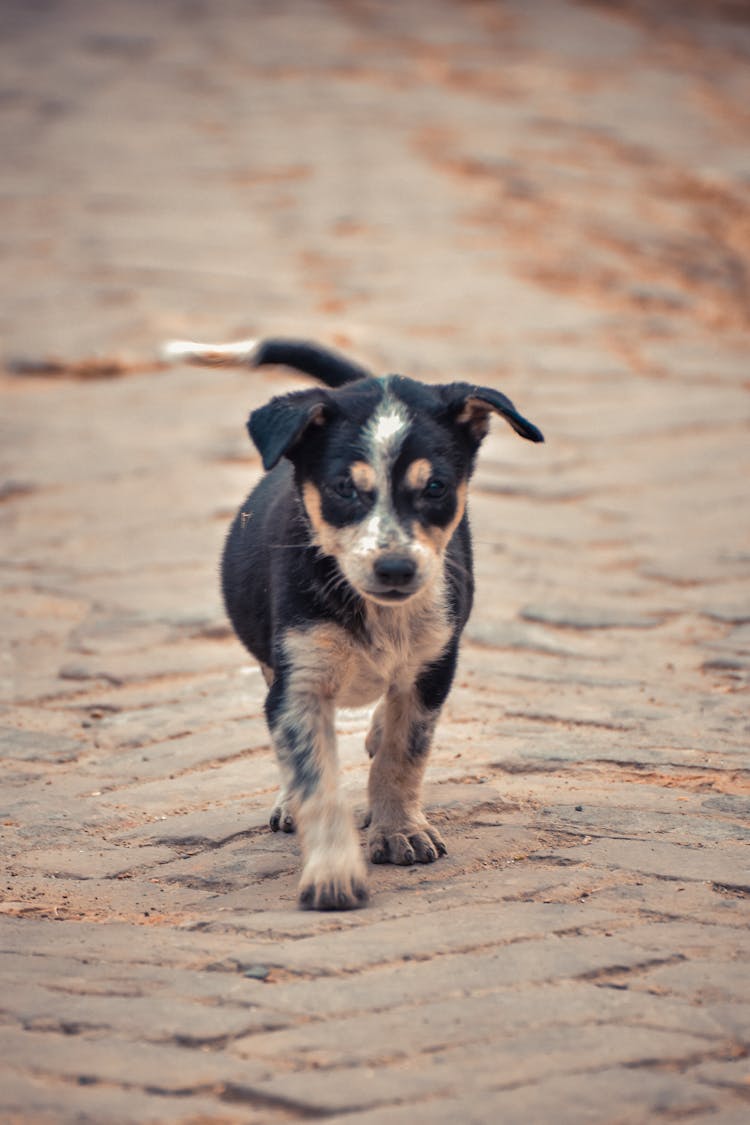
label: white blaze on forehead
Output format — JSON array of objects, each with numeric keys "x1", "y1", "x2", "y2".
[
  {"x1": 346, "y1": 390, "x2": 412, "y2": 559},
  {"x1": 371, "y1": 406, "x2": 407, "y2": 446},
  {"x1": 335, "y1": 391, "x2": 413, "y2": 562},
  {"x1": 365, "y1": 393, "x2": 410, "y2": 464}
]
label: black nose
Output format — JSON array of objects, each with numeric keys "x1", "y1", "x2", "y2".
[{"x1": 373, "y1": 554, "x2": 417, "y2": 587}]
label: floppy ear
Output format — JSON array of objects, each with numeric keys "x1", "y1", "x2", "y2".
[
  {"x1": 248, "y1": 388, "x2": 335, "y2": 470},
  {"x1": 440, "y1": 383, "x2": 544, "y2": 444}
]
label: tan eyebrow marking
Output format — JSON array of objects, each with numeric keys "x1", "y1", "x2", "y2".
[
  {"x1": 350, "y1": 461, "x2": 376, "y2": 492},
  {"x1": 302, "y1": 482, "x2": 341, "y2": 556},
  {"x1": 405, "y1": 458, "x2": 433, "y2": 491}
]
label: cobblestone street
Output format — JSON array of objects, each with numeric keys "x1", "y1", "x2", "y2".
[{"x1": 1, "y1": 1, "x2": 748, "y2": 1121}]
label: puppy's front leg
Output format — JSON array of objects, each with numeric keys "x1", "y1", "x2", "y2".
[
  {"x1": 266, "y1": 662, "x2": 368, "y2": 911},
  {"x1": 367, "y1": 649, "x2": 454, "y2": 865}
]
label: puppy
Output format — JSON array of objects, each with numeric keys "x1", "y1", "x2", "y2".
[{"x1": 164, "y1": 338, "x2": 543, "y2": 910}]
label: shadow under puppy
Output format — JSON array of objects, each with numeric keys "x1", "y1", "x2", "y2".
[{"x1": 165, "y1": 338, "x2": 544, "y2": 910}]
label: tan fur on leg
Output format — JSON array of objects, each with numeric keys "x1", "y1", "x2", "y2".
[{"x1": 367, "y1": 688, "x2": 446, "y2": 865}]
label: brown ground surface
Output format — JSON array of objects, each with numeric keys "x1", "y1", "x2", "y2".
[{"x1": 1, "y1": 1, "x2": 749, "y2": 1122}]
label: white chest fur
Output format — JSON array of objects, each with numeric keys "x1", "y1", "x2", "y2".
[{"x1": 282, "y1": 589, "x2": 452, "y2": 709}]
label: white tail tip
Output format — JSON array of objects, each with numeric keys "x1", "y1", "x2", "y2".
[{"x1": 160, "y1": 338, "x2": 259, "y2": 366}]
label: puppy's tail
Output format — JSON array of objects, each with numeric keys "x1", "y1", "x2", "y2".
[{"x1": 161, "y1": 337, "x2": 370, "y2": 388}]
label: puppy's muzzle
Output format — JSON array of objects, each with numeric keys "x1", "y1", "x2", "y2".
[{"x1": 369, "y1": 553, "x2": 419, "y2": 601}]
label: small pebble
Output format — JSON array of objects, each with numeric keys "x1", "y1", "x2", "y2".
[{"x1": 243, "y1": 965, "x2": 270, "y2": 980}]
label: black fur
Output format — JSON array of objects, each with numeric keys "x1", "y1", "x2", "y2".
[{"x1": 254, "y1": 339, "x2": 372, "y2": 387}]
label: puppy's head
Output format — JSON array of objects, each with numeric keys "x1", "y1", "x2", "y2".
[{"x1": 248, "y1": 376, "x2": 542, "y2": 606}]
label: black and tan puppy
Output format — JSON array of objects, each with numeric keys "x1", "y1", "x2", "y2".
[{"x1": 165, "y1": 338, "x2": 543, "y2": 910}]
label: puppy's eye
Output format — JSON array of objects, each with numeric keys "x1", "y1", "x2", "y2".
[
  {"x1": 423, "y1": 478, "x2": 447, "y2": 500},
  {"x1": 332, "y1": 477, "x2": 358, "y2": 501}
]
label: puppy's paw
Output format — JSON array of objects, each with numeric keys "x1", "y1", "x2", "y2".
[
  {"x1": 269, "y1": 800, "x2": 296, "y2": 834},
  {"x1": 296, "y1": 800, "x2": 370, "y2": 910},
  {"x1": 368, "y1": 821, "x2": 447, "y2": 866},
  {"x1": 298, "y1": 866, "x2": 369, "y2": 911}
]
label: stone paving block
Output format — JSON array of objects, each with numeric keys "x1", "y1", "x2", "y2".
[
  {"x1": 15, "y1": 843, "x2": 176, "y2": 880},
  {"x1": 242, "y1": 1022, "x2": 725, "y2": 1117},
  {"x1": 229, "y1": 901, "x2": 617, "y2": 974},
  {"x1": 586, "y1": 877, "x2": 746, "y2": 928},
  {"x1": 85, "y1": 753, "x2": 283, "y2": 817},
  {"x1": 0, "y1": 948, "x2": 290, "y2": 1017},
  {"x1": 0, "y1": 727, "x2": 82, "y2": 764},
  {"x1": 230, "y1": 979, "x2": 733, "y2": 1068},
  {"x1": 0, "y1": 1070, "x2": 259, "y2": 1125},
  {"x1": 0, "y1": 978, "x2": 292, "y2": 1043},
  {"x1": 82, "y1": 685, "x2": 258, "y2": 752},
  {"x1": 331, "y1": 1064, "x2": 734, "y2": 1125},
  {"x1": 616, "y1": 918, "x2": 748, "y2": 952},
  {"x1": 683, "y1": 1111, "x2": 750, "y2": 1125},
  {"x1": 226, "y1": 932, "x2": 657, "y2": 1017},
  {"x1": 521, "y1": 603, "x2": 668, "y2": 631},
  {"x1": 536, "y1": 801, "x2": 750, "y2": 845},
  {"x1": 58, "y1": 636, "x2": 241, "y2": 691},
  {"x1": 534, "y1": 837, "x2": 749, "y2": 887},
  {"x1": 110, "y1": 801, "x2": 276, "y2": 847},
  {"x1": 0, "y1": 1026, "x2": 268, "y2": 1093},
  {"x1": 0, "y1": 917, "x2": 285, "y2": 970},
  {"x1": 76, "y1": 717, "x2": 270, "y2": 787},
  {"x1": 692, "y1": 1056, "x2": 750, "y2": 1097},
  {"x1": 151, "y1": 836, "x2": 301, "y2": 896},
  {"x1": 629, "y1": 960, "x2": 750, "y2": 1012}
]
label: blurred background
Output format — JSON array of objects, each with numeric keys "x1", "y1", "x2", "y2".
[{"x1": 3, "y1": 0, "x2": 749, "y2": 370}]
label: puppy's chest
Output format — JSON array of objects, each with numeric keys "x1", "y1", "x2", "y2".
[{"x1": 338, "y1": 605, "x2": 451, "y2": 707}]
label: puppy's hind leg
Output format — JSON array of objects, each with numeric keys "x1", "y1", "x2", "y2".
[
  {"x1": 260, "y1": 662, "x2": 297, "y2": 834},
  {"x1": 361, "y1": 699, "x2": 386, "y2": 830},
  {"x1": 365, "y1": 698, "x2": 385, "y2": 759},
  {"x1": 269, "y1": 761, "x2": 297, "y2": 834}
]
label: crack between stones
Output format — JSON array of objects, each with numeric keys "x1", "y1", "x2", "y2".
[{"x1": 503, "y1": 710, "x2": 635, "y2": 732}]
